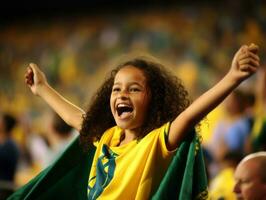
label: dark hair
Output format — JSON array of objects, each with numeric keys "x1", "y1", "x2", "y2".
[
  {"x1": 80, "y1": 56, "x2": 190, "y2": 151},
  {"x1": 52, "y1": 113, "x2": 73, "y2": 136},
  {"x1": 231, "y1": 89, "x2": 252, "y2": 113},
  {"x1": 2, "y1": 113, "x2": 17, "y2": 135}
]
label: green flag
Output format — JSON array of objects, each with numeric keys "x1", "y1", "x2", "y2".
[
  {"x1": 8, "y1": 131, "x2": 208, "y2": 200},
  {"x1": 8, "y1": 138, "x2": 95, "y2": 200},
  {"x1": 152, "y1": 130, "x2": 208, "y2": 199},
  {"x1": 252, "y1": 116, "x2": 266, "y2": 152}
]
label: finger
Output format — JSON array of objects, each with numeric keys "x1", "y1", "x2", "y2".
[
  {"x1": 238, "y1": 58, "x2": 260, "y2": 67},
  {"x1": 25, "y1": 75, "x2": 34, "y2": 84},
  {"x1": 234, "y1": 45, "x2": 248, "y2": 60},
  {"x1": 26, "y1": 80, "x2": 33, "y2": 86},
  {"x1": 25, "y1": 74, "x2": 31, "y2": 81},
  {"x1": 248, "y1": 43, "x2": 259, "y2": 54},
  {"x1": 240, "y1": 45, "x2": 249, "y2": 53},
  {"x1": 25, "y1": 67, "x2": 31, "y2": 76},
  {"x1": 239, "y1": 64, "x2": 258, "y2": 73},
  {"x1": 238, "y1": 51, "x2": 260, "y2": 62},
  {"x1": 248, "y1": 52, "x2": 260, "y2": 61},
  {"x1": 29, "y1": 63, "x2": 40, "y2": 75},
  {"x1": 25, "y1": 78, "x2": 33, "y2": 86},
  {"x1": 26, "y1": 65, "x2": 35, "y2": 84}
]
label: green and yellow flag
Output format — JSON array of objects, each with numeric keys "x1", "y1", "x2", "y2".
[
  {"x1": 8, "y1": 130, "x2": 208, "y2": 200},
  {"x1": 251, "y1": 116, "x2": 266, "y2": 152},
  {"x1": 152, "y1": 131, "x2": 208, "y2": 200}
]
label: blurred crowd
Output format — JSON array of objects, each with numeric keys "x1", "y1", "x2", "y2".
[{"x1": 0, "y1": 2, "x2": 266, "y2": 199}]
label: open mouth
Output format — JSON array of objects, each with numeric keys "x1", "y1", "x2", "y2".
[{"x1": 116, "y1": 104, "x2": 133, "y2": 116}]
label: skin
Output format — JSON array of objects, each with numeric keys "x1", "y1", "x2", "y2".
[
  {"x1": 24, "y1": 65, "x2": 85, "y2": 130},
  {"x1": 25, "y1": 43, "x2": 260, "y2": 150},
  {"x1": 167, "y1": 44, "x2": 259, "y2": 150},
  {"x1": 234, "y1": 156, "x2": 266, "y2": 200},
  {"x1": 110, "y1": 66, "x2": 151, "y2": 145}
]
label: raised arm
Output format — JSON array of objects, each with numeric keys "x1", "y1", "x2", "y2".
[
  {"x1": 167, "y1": 44, "x2": 260, "y2": 150},
  {"x1": 25, "y1": 63, "x2": 85, "y2": 131}
]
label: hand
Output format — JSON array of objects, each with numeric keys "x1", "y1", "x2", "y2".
[
  {"x1": 230, "y1": 43, "x2": 260, "y2": 83},
  {"x1": 24, "y1": 63, "x2": 48, "y2": 96}
]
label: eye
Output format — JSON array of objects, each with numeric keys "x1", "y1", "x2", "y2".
[
  {"x1": 129, "y1": 87, "x2": 141, "y2": 92},
  {"x1": 241, "y1": 179, "x2": 251, "y2": 184},
  {"x1": 112, "y1": 87, "x2": 121, "y2": 92}
]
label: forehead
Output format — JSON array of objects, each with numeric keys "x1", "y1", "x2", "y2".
[
  {"x1": 114, "y1": 66, "x2": 147, "y2": 84},
  {"x1": 235, "y1": 159, "x2": 260, "y2": 179}
]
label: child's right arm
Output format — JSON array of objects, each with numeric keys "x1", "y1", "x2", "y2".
[
  {"x1": 25, "y1": 63, "x2": 85, "y2": 131},
  {"x1": 167, "y1": 44, "x2": 260, "y2": 150}
]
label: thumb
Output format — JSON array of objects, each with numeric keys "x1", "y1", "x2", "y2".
[
  {"x1": 248, "y1": 43, "x2": 259, "y2": 54},
  {"x1": 28, "y1": 63, "x2": 47, "y2": 85},
  {"x1": 235, "y1": 45, "x2": 248, "y2": 59},
  {"x1": 232, "y1": 45, "x2": 248, "y2": 66},
  {"x1": 29, "y1": 63, "x2": 40, "y2": 75}
]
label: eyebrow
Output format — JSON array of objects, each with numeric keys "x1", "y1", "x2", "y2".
[{"x1": 113, "y1": 82, "x2": 145, "y2": 87}]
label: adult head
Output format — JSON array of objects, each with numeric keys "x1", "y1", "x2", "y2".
[{"x1": 234, "y1": 151, "x2": 266, "y2": 200}]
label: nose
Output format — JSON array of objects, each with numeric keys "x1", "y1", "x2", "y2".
[
  {"x1": 233, "y1": 181, "x2": 241, "y2": 194},
  {"x1": 118, "y1": 89, "x2": 129, "y2": 99}
]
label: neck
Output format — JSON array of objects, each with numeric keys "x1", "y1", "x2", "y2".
[{"x1": 119, "y1": 129, "x2": 138, "y2": 146}]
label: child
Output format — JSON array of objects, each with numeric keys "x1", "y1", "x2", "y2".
[{"x1": 17, "y1": 44, "x2": 259, "y2": 199}]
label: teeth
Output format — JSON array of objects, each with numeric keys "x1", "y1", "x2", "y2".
[
  {"x1": 116, "y1": 103, "x2": 133, "y2": 116},
  {"x1": 117, "y1": 103, "x2": 129, "y2": 108}
]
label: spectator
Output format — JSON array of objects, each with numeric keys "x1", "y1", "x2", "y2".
[
  {"x1": 0, "y1": 113, "x2": 20, "y2": 199},
  {"x1": 234, "y1": 151, "x2": 266, "y2": 200},
  {"x1": 43, "y1": 112, "x2": 77, "y2": 167},
  {"x1": 209, "y1": 151, "x2": 242, "y2": 200}
]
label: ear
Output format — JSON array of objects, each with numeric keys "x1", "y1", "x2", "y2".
[
  {"x1": 261, "y1": 183, "x2": 266, "y2": 196},
  {"x1": 262, "y1": 183, "x2": 266, "y2": 189}
]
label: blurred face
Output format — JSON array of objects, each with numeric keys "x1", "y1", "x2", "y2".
[
  {"x1": 224, "y1": 93, "x2": 239, "y2": 115},
  {"x1": 234, "y1": 159, "x2": 266, "y2": 200},
  {"x1": 110, "y1": 66, "x2": 150, "y2": 132}
]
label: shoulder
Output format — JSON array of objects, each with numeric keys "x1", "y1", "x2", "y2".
[
  {"x1": 143, "y1": 122, "x2": 176, "y2": 155},
  {"x1": 144, "y1": 122, "x2": 171, "y2": 139},
  {"x1": 94, "y1": 126, "x2": 120, "y2": 147}
]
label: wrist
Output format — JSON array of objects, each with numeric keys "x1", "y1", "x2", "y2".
[
  {"x1": 224, "y1": 70, "x2": 244, "y2": 87},
  {"x1": 36, "y1": 82, "x2": 50, "y2": 97}
]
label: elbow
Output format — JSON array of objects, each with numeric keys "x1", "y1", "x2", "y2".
[
  {"x1": 179, "y1": 111, "x2": 195, "y2": 128},
  {"x1": 65, "y1": 114, "x2": 84, "y2": 132},
  {"x1": 182, "y1": 109, "x2": 206, "y2": 128}
]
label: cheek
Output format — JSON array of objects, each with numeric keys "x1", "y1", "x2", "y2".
[
  {"x1": 241, "y1": 185, "x2": 255, "y2": 198},
  {"x1": 137, "y1": 94, "x2": 151, "y2": 119},
  {"x1": 136, "y1": 96, "x2": 149, "y2": 113},
  {"x1": 144, "y1": 98, "x2": 151, "y2": 113},
  {"x1": 141, "y1": 91, "x2": 151, "y2": 106},
  {"x1": 110, "y1": 96, "x2": 115, "y2": 115}
]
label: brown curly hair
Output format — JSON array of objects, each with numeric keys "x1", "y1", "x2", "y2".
[{"x1": 80, "y1": 56, "x2": 190, "y2": 151}]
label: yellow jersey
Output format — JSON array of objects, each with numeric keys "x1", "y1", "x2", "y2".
[{"x1": 87, "y1": 122, "x2": 175, "y2": 200}]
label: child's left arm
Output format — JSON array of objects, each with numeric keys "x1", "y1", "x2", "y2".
[{"x1": 167, "y1": 44, "x2": 260, "y2": 150}]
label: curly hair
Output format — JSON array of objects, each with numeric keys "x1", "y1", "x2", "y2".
[{"x1": 80, "y1": 56, "x2": 190, "y2": 151}]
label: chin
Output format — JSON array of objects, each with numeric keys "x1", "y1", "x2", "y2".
[
  {"x1": 235, "y1": 195, "x2": 244, "y2": 200},
  {"x1": 116, "y1": 123, "x2": 134, "y2": 130},
  {"x1": 115, "y1": 121, "x2": 138, "y2": 130}
]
